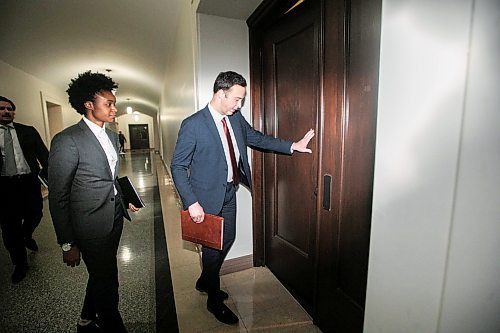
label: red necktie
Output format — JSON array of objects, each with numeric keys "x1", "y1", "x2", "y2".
[{"x1": 221, "y1": 117, "x2": 239, "y2": 185}]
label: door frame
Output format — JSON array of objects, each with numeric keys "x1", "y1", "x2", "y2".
[{"x1": 40, "y1": 91, "x2": 64, "y2": 147}]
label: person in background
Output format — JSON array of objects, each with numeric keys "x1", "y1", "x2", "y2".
[
  {"x1": 0, "y1": 95, "x2": 49, "y2": 284},
  {"x1": 171, "y1": 71, "x2": 314, "y2": 325},
  {"x1": 118, "y1": 130, "x2": 126, "y2": 154},
  {"x1": 48, "y1": 71, "x2": 139, "y2": 333}
]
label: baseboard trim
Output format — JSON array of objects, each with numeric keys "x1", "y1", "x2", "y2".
[{"x1": 220, "y1": 254, "x2": 254, "y2": 275}]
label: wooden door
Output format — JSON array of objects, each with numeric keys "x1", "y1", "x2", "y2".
[
  {"x1": 261, "y1": 0, "x2": 320, "y2": 312},
  {"x1": 129, "y1": 124, "x2": 150, "y2": 150},
  {"x1": 249, "y1": 0, "x2": 382, "y2": 332}
]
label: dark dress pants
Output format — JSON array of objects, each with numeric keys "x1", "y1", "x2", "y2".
[
  {"x1": 0, "y1": 174, "x2": 43, "y2": 266},
  {"x1": 78, "y1": 195, "x2": 127, "y2": 332},
  {"x1": 198, "y1": 182, "x2": 237, "y2": 304}
]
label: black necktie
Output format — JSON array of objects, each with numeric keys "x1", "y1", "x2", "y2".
[{"x1": 221, "y1": 118, "x2": 239, "y2": 185}]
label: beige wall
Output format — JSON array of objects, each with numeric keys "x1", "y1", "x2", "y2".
[
  {"x1": 159, "y1": 0, "x2": 198, "y2": 167},
  {"x1": 0, "y1": 60, "x2": 78, "y2": 147}
]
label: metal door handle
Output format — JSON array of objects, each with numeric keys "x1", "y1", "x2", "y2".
[{"x1": 323, "y1": 174, "x2": 332, "y2": 211}]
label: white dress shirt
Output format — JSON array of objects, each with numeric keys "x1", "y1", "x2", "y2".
[{"x1": 82, "y1": 117, "x2": 118, "y2": 193}]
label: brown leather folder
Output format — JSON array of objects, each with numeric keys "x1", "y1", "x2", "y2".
[{"x1": 180, "y1": 210, "x2": 224, "y2": 250}]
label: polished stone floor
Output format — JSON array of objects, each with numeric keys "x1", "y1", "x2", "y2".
[{"x1": 0, "y1": 151, "x2": 321, "y2": 332}]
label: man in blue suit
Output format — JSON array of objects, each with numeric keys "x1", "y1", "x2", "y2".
[{"x1": 171, "y1": 71, "x2": 314, "y2": 325}]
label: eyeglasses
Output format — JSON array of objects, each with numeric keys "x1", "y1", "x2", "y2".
[{"x1": 0, "y1": 106, "x2": 14, "y2": 111}]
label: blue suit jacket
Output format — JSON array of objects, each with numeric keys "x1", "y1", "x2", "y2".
[{"x1": 171, "y1": 106, "x2": 293, "y2": 215}]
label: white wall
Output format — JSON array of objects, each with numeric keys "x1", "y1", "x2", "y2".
[
  {"x1": 0, "y1": 60, "x2": 77, "y2": 147},
  {"x1": 438, "y1": 0, "x2": 500, "y2": 331},
  {"x1": 197, "y1": 14, "x2": 253, "y2": 260},
  {"x1": 159, "y1": 0, "x2": 198, "y2": 167},
  {"x1": 364, "y1": 1, "x2": 500, "y2": 332},
  {"x1": 116, "y1": 113, "x2": 156, "y2": 150}
]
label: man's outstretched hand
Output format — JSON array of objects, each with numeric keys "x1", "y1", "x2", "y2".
[{"x1": 291, "y1": 129, "x2": 315, "y2": 153}]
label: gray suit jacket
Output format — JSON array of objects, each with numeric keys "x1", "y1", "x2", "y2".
[
  {"x1": 48, "y1": 119, "x2": 129, "y2": 244},
  {"x1": 171, "y1": 106, "x2": 293, "y2": 215}
]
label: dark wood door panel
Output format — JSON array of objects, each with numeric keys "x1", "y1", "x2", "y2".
[
  {"x1": 263, "y1": 0, "x2": 320, "y2": 310},
  {"x1": 315, "y1": 0, "x2": 382, "y2": 331},
  {"x1": 249, "y1": 0, "x2": 381, "y2": 331},
  {"x1": 275, "y1": 24, "x2": 317, "y2": 254}
]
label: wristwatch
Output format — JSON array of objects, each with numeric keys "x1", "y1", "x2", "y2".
[{"x1": 61, "y1": 242, "x2": 73, "y2": 252}]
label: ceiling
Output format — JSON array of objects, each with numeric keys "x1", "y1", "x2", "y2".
[{"x1": 0, "y1": 0, "x2": 262, "y2": 117}]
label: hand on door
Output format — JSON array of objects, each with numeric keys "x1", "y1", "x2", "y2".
[{"x1": 291, "y1": 129, "x2": 315, "y2": 153}]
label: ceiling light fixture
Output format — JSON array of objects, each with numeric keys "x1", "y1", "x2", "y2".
[{"x1": 126, "y1": 98, "x2": 133, "y2": 114}]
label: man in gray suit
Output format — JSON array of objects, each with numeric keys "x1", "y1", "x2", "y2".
[
  {"x1": 49, "y1": 71, "x2": 139, "y2": 333},
  {"x1": 171, "y1": 71, "x2": 314, "y2": 325}
]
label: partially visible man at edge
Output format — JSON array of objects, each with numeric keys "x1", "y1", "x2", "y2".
[
  {"x1": 48, "y1": 71, "x2": 139, "y2": 333},
  {"x1": 0, "y1": 95, "x2": 49, "y2": 284}
]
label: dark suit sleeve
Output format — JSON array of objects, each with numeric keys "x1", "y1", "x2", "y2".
[
  {"x1": 48, "y1": 132, "x2": 79, "y2": 244},
  {"x1": 170, "y1": 118, "x2": 199, "y2": 208},
  {"x1": 15, "y1": 124, "x2": 49, "y2": 175},
  {"x1": 32, "y1": 127, "x2": 49, "y2": 178}
]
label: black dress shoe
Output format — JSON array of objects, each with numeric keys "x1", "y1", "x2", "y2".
[
  {"x1": 207, "y1": 301, "x2": 239, "y2": 325},
  {"x1": 12, "y1": 264, "x2": 28, "y2": 284},
  {"x1": 195, "y1": 283, "x2": 229, "y2": 300},
  {"x1": 25, "y1": 238, "x2": 39, "y2": 251}
]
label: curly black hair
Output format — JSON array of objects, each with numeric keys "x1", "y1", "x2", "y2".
[
  {"x1": 66, "y1": 71, "x2": 119, "y2": 114},
  {"x1": 213, "y1": 71, "x2": 246, "y2": 93}
]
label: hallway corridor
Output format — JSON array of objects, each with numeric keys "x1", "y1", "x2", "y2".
[{"x1": 0, "y1": 151, "x2": 320, "y2": 332}]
